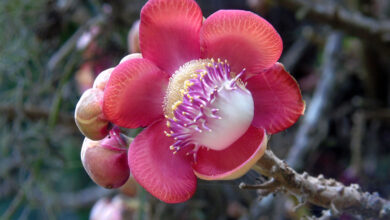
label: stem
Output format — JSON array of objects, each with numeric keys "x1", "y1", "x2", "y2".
[
  {"x1": 246, "y1": 149, "x2": 390, "y2": 219},
  {"x1": 275, "y1": 0, "x2": 390, "y2": 47},
  {"x1": 138, "y1": 186, "x2": 146, "y2": 220},
  {"x1": 286, "y1": 32, "x2": 342, "y2": 169}
]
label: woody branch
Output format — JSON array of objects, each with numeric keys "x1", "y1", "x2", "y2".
[{"x1": 241, "y1": 150, "x2": 390, "y2": 219}]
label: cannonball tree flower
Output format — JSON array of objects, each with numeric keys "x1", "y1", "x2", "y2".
[{"x1": 102, "y1": 0, "x2": 305, "y2": 203}]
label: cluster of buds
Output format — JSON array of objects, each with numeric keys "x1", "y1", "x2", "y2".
[{"x1": 74, "y1": 55, "x2": 141, "y2": 192}]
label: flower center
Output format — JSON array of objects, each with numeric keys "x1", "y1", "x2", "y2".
[{"x1": 163, "y1": 59, "x2": 254, "y2": 156}]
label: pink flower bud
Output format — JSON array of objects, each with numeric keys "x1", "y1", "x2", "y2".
[
  {"x1": 93, "y1": 68, "x2": 114, "y2": 91},
  {"x1": 75, "y1": 63, "x2": 95, "y2": 93},
  {"x1": 119, "y1": 53, "x2": 142, "y2": 64},
  {"x1": 81, "y1": 132, "x2": 130, "y2": 188},
  {"x1": 89, "y1": 198, "x2": 113, "y2": 220},
  {"x1": 90, "y1": 196, "x2": 139, "y2": 220},
  {"x1": 75, "y1": 88, "x2": 109, "y2": 140},
  {"x1": 127, "y1": 20, "x2": 140, "y2": 53}
]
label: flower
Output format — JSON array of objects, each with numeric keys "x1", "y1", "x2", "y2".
[{"x1": 102, "y1": 0, "x2": 305, "y2": 203}]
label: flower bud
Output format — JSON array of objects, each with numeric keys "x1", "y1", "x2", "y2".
[
  {"x1": 81, "y1": 133, "x2": 130, "y2": 189},
  {"x1": 93, "y1": 68, "x2": 114, "y2": 91},
  {"x1": 75, "y1": 88, "x2": 109, "y2": 140},
  {"x1": 90, "y1": 196, "x2": 140, "y2": 220},
  {"x1": 127, "y1": 20, "x2": 140, "y2": 53},
  {"x1": 90, "y1": 198, "x2": 114, "y2": 220},
  {"x1": 75, "y1": 63, "x2": 95, "y2": 93},
  {"x1": 119, "y1": 53, "x2": 142, "y2": 64}
]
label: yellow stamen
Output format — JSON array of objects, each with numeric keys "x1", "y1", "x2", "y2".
[
  {"x1": 163, "y1": 59, "x2": 215, "y2": 118},
  {"x1": 172, "y1": 100, "x2": 183, "y2": 111}
]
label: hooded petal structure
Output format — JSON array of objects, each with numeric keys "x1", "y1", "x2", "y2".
[
  {"x1": 140, "y1": 0, "x2": 203, "y2": 74},
  {"x1": 193, "y1": 126, "x2": 267, "y2": 180},
  {"x1": 103, "y1": 58, "x2": 169, "y2": 128},
  {"x1": 247, "y1": 63, "x2": 305, "y2": 134},
  {"x1": 200, "y1": 10, "x2": 282, "y2": 77},
  {"x1": 128, "y1": 120, "x2": 197, "y2": 203}
]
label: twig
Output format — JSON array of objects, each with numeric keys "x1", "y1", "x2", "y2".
[
  {"x1": 350, "y1": 111, "x2": 365, "y2": 172},
  {"x1": 46, "y1": 15, "x2": 105, "y2": 72},
  {"x1": 276, "y1": 0, "x2": 390, "y2": 45},
  {"x1": 280, "y1": 29, "x2": 311, "y2": 71},
  {"x1": 1, "y1": 175, "x2": 32, "y2": 220},
  {"x1": 365, "y1": 108, "x2": 390, "y2": 120},
  {"x1": 1, "y1": 186, "x2": 25, "y2": 220},
  {"x1": 248, "y1": 149, "x2": 390, "y2": 219},
  {"x1": 0, "y1": 104, "x2": 75, "y2": 127},
  {"x1": 48, "y1": 50, "x2": 79, "y2": 128},
  {"x1": 138, "y1": 186, "x2": 147, "y2": 220},
  {"x1": 239, "y1": 178, "x2": 280, "y2": 190},
  {"x1": 286, "y1": 32, "x2": 342, "y2": 169}
]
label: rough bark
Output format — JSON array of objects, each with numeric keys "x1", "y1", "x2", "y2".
[{"x1": 241, "y1": 150, "x2": 390, "y2": 219}]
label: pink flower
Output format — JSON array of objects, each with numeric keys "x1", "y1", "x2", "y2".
[{"x1": 102, "y1": 0, "x2": 305, "y2": 203}]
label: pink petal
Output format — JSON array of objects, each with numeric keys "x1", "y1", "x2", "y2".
[
  {"x1": 140, "y1": 0, "x2": 203, "y2": 74},
  {"x1": 193, "y1": 126, "x2": 267, "y2": 180},
  {"x1": 247, "y1": 63, "x2": 305, "y2": 134},
  {"x1": 128, "y1": 120, "x2": 197, "y2": 203},
  {"x1": 200, "y1": 10, "x2": 282, "y2": 76},
  {"x1": 103, "y1": 58, "x2": 169, "y2": 128}
]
